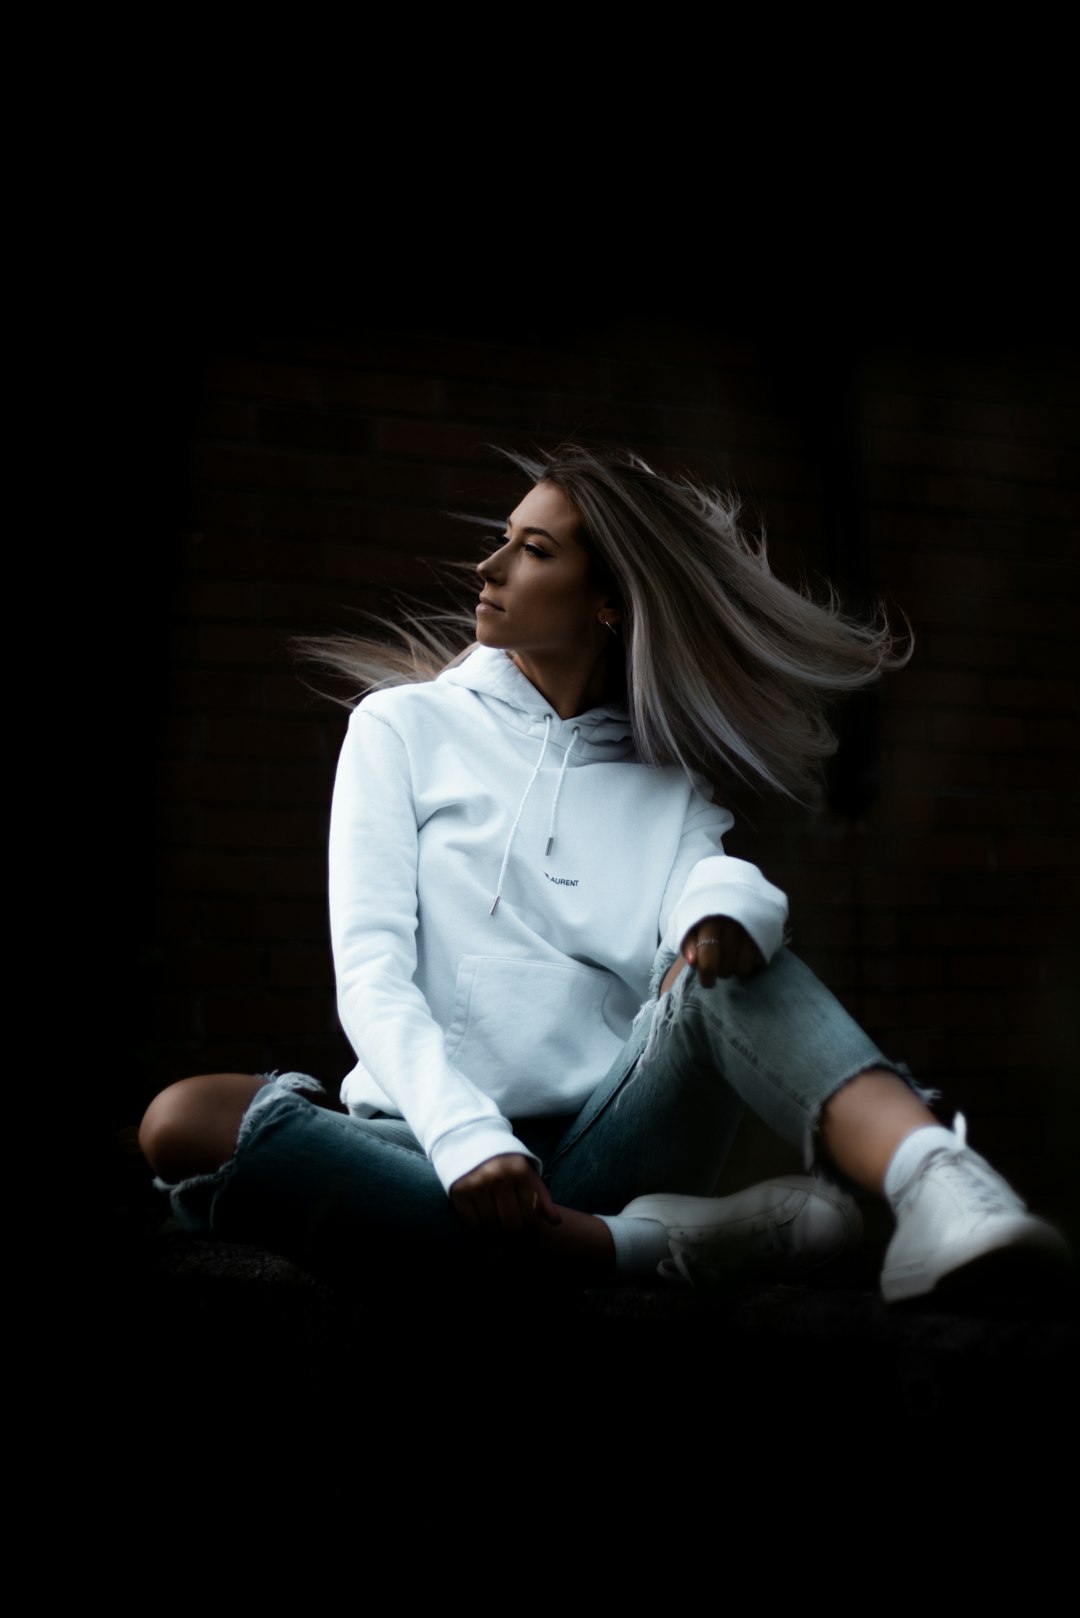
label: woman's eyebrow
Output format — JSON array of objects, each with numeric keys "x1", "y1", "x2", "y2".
[{"x1": 505, "y1": 520, "x2": 562, "y2": 548}]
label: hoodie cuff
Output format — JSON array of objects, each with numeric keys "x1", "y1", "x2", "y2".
[
  {"x1": 429, "y1": 1118, "x2": 543, "y2": 1196},
  {"x1": 666, "y1": 856, "x2": 789, "y2": 964}
]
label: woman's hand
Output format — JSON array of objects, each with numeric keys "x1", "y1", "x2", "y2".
[
  {"x1": 681, "y1": 915, "x2": 765, "y2": 988},
  {"x1": 450, "y1": 1154, "x2": 562, "y2": 1234}
]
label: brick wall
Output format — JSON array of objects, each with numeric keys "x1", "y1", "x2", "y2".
[{"x1": 110, "y1": 321, "x2": 1078, "y2": 1239}]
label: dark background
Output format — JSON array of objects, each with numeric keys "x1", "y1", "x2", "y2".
[{"x1": 88, "y1": 239, "x2": 1078, "y2": 1251}]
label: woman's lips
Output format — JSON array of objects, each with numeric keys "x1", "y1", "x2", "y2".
[{"x1": 477, "y1": 596, "x2": 504, "y2": 613}]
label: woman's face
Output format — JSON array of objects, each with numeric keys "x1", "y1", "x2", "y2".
[{"x1": 475, "y1": 482, "x2": 612, "y2": 658}]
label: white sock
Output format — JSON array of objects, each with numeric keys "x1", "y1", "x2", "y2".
[
  {"x1": 883, "y1": 1124, "x2": 958, "y2": 1209},
  {"x1": 595, "y1": 1213, "x2": 672, "y2": 1281}
]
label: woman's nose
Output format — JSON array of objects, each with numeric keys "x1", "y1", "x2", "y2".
[{"x1": 478, "y1": 542, "x2": 507, "y2": 581}]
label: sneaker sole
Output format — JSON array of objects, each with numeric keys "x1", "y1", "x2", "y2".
[{"x1": 883, "y1": 1221, "x2": 1073, "y2": 1310}]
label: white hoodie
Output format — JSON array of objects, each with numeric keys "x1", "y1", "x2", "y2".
[{"x1": 329, "y1": 646, "x2": 788, "y2": 1193}]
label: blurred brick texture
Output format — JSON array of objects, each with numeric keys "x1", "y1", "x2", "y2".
[{"x1": 107, "y1": 322, "x2": 1079, "y2": 1239}]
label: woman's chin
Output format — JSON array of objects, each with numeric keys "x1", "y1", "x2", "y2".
[{"x1": 475, "y1": 617, "x2": 507, "y2": 646}]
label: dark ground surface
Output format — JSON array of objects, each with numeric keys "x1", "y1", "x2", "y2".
[{"x1": 100, "y1": 1134, "x2": 1079, "y2": 1467}]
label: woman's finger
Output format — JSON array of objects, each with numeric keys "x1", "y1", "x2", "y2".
[
  {"x1": 452, "y1": 1189, "x2": 480, "y2": 1229},
  {"x1": 691, "y1": 925, "x2": 726, "y2": 987},
  {"x1": 451, "y1": 1158, "x2": 562, "y2": 1234},
  {"x1": 685, "y1": 917, "x2": 764, "y2": 985},
  {"x1": 524, "y1": 1178, "x2": 562, "y2": 1227},
  {"x1": 493, "y1": 1178, "x2": 524, "y2": 1231},
  {"x1": 695, "y1": 943, "x2": 718, "y2": 987}
]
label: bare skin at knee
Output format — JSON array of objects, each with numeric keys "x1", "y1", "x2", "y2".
[
  {"x1": 660, "y1": 957, "x2": 684, "y2": 996},
  {"x1": 138, "y1": 1072, "x2": 269, "y2": 1182},
  {"x1": 819, "y1": 1068, "x2": 939, "y2": 1194}
]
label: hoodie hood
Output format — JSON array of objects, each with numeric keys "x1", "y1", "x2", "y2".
[
  {"x1": 439, "y1": 646, "x2": 635, "y2": 760},
  {"x1": 440, "y1": 646, "x2": 636, "y2": 912}
]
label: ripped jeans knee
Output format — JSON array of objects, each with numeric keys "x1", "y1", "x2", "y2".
[{"x1": 626, "y1": 944, "x2": 936, "y2": 1174}]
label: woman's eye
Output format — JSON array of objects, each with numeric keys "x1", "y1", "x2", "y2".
[{"x1": 492, "y1": 534, "x2": 550, "y2": 560}]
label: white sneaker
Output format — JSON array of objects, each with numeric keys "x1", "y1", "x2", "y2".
[
  {"x1": 621, "y1": 1176, "x2": 863, "y2": 1286},
  {"x1": 881, "y1": 1116, "x2": 1072, "y2": 1305}
]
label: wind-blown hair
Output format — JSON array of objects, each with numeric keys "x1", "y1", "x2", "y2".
[{"x1": 298, "y1": 443, "x2": 911, "y2": 800}]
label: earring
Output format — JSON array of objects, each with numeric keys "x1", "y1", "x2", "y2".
[{"x1": 600, "y1": 616, "x2": 619, "y2": 636}]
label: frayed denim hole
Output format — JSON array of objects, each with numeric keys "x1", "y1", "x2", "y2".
[
  {"x1": 153, "y1": 1154, "x2": 239, "y2": 1233},
  {"x1": 648, "y1": 945, "x2": 682, "y2": 1000},
  {"x1": 154, "y1": 1074, "x2": 327, "y2": 1233},
  {"x1": 241, "y1": 1070, "x2": 326, "y2": 1139},
  {"x1": 617, "y1": 962, "x2": 692, "y2": 1107},
  {"x1": 253, "y1": 1069, "x2": 328, "y2": 1103}
]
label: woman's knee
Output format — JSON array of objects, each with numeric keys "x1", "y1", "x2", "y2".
[
  {"x1": 659, "y1": 955, "x2": 687, "y2": 996},
  {"x1": 138, "y1": 1072, "x2": 268, "y2": 1182}
]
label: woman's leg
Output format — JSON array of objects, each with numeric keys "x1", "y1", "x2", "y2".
[
  {"x1": 657, "y1": 954, "x2": 939, "y2": 1192},
  {"x1": 593, "y1": 948, "x2": 1069, "y2": 1299},
  {"x1": 139, "y1": 1071, "x2": 485, "y2": 1286},
  {"x1": 516, "y1": 946, "x2": 877, "y2": 1285},
  {"x1": 549, "y1": 947, "x2": 920, "y2": 1210},
  {"x1": 818, "y1": 1067, "x2": 939, "y2": 1193},
  {"x1": 139, "y1": 1073, "x2": 274, "y2": 1182},
  {"x1": 140, "y1": 1072, "x2": 623, "y2": 1289}
]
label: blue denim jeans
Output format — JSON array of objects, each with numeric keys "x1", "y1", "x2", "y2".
[{"x1": 158, "y1": 947, "x2": 930, "y2": 1282}]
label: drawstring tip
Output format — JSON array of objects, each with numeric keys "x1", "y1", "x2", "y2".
[
  {"x1": 489, "y1": 896, "x2": 500, "y2": 915},
  {"x1": 545, "y1": 837, "x2": 554, "y2": 855}
]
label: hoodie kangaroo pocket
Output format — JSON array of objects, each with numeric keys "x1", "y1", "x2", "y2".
[{"x1": 444, "y1": 954, "x2": 632, "y2": 1113}]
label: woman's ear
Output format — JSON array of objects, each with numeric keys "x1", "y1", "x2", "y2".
[{"x1": 597, "y1": 596, "x2": 623, "y2": 635}]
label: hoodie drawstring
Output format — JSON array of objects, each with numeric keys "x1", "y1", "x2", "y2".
[
  {"x1": 490, "y1": 719, "x2": 581, "y2": 914},
  {"x1": 490, "y1": 715, "x2": 552, "y2": 915},
  {"x1": 545, "y1": 725, "x2": 580, "y2": 855}
]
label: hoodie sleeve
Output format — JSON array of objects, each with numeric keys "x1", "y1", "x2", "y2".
[
  {"x1": 659, "y1": 793, "x2": 789, "y2": 964},
  {"x1": 329, "y1": 706, "x2": 541, "y2": 1193}
]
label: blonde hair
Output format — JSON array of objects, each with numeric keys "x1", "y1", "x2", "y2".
[{"x1": 297, "y1": 443, "x2": 911, "y2": 800}]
